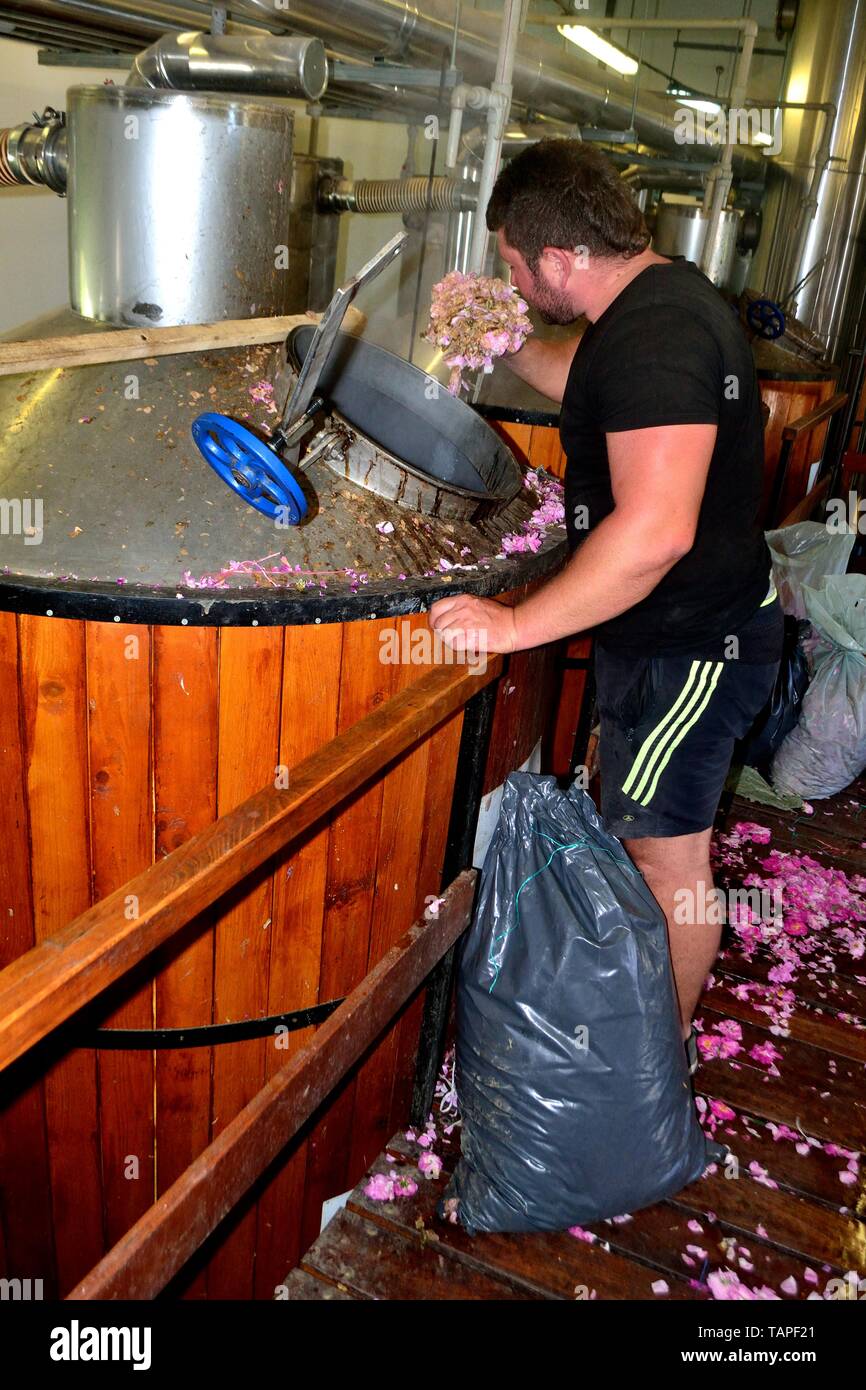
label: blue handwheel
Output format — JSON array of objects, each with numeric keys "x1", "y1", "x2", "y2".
[
  {"x1": 191, "y1": 413, "x2": 308, "y2": 524},
  {"x1": 747, "y1": 298, "x2": 786, "y2": 340}
]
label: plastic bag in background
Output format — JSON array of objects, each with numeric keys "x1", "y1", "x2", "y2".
[
  {"x1": 766, "y1": 521, "x2": 855, "y2": 619},
  {"x1": 441, "y1": 773, "x2": 709, "y2": 1236},
  {"x1": 737, "y1": 615, "x2": 811, "y2": 774},
  {"x1": 772, "y1": 575, "x2": 866, "y2": 799}
]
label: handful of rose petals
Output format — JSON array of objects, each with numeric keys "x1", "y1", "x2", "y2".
[{"x1": 424, "y1": 270, "x2": 533, "y2": 395}]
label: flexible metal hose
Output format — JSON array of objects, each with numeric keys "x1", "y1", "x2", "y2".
[{"x1": 322, "y1": 176, "x2": 475, "y2": 213}]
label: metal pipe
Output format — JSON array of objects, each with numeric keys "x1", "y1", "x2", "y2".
[
  {"x1": 126, "y1": 31, "x2": 328, "y2": 98},
  {"x1": 321, "y1": 174, "x2": 474, "y2": 212},
  {"x1": 467, "y1": 0, "x2": 520, "y2": 271},
  {"x1": 8, "y1": 0, "x2": 767, "y2": 170},
  {"x1": 747, "y1": 101, "x2": 836, "y2": 311},
  {"x1": 230, "y1": 0, "x2": 765, "y2": 166},
  {"x1": 700, "y1": 19, "x2": 757, "y2": 277},
  {"x1": 0, "y1": 107, "x2": 68, "y2": 192}
]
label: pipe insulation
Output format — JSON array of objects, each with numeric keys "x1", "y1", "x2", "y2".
[{"x1": 126, "y1": 31, "x2": 328, "y2": 98}]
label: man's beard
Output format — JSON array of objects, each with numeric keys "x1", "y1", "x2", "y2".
[{"x1": 529, "y1": 271, "x2": 578, "y2": 326}]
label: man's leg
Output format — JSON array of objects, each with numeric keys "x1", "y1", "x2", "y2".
[{"x1": 622, "y1": 826, "x2": 717, "y2": 1042}]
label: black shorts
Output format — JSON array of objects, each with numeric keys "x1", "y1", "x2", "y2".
[{"x1": 594, "y1": 593, "x2": 784, "y2": 840}]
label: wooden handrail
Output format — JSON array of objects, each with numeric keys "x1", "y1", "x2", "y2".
[
  {"x1": 68, "y1": 871, "x2": 476, "y2": 1301},
  {"x1": 779, "y1": 475, "x2": 832, "y2": 527},
  {"x1": 0, "y1": 657, "x2": 501, "y2": 1072},
  {"x1": 0, "y1": 307, "x2": 365, "y2": 377},
  {"x1": 781, "y1": 391, "x2": 848, "y2": 441}
]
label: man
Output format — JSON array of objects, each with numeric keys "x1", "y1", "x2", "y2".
[{"x1": 429, "y1": 140, "x2": 783, "y2": 1062}]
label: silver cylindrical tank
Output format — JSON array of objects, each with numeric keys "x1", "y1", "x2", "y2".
[
  {"x1": 652, "y1": 203, "x2": 741, "y2": 288},
  {"x1": 68, "y1": 85, "x2": 300, "y2": 327},
  {"x1": 757, "y1": 0, "x2": 866, "y2": 357}
]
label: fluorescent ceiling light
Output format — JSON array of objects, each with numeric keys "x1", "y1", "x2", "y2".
[
  {"x1": 676, "y1": 97, "x2": 722, "y2": 115},
  {"x1": 506, "y1": 129, "x2": 528, "y2": 139},
  {"x1": 557, "y1": 24, "x2": 639, "y2": 76},
  {"x1": 751, "y1": 130, "x2": 775, "y2": 146}
]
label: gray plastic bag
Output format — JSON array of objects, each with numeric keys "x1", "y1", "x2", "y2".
[
  {"x1": 441, "y1": 773, "x2": 710, "y2": 1235},
  {"x1": 771, "y1": 574, "x2": 866, "y2": 799},
  {"x1": 766, "y1": 521, "x2": 855, "y2": 619}
]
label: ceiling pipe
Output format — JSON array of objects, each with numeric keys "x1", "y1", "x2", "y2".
[
  {"x1": 126, "y1": 30, "x2": 329, "y2": 97},
  {"x1": 6, "y1": 0, "x2": 771, "y2": 174},
  {"x1": 231, "y1": 0, "x2": 766, "y2": 167},
  {"x1": 482, "y1": 11, "x2": 762, "y2": 277}
]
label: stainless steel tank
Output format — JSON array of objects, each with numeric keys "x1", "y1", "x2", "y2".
[
  {"x1": 67, "y1": 85, "x2": 301, "y2": 327},
  {"x1": 652, "y1": 203, "x2": 741, "y2": 288}
]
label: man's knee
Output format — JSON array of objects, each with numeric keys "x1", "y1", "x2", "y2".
[{"x1": 622, "y1": 828, "x2": 712, "y2": 877}]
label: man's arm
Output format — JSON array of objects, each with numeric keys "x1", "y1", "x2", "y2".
[
  {"x1": 428, "y1": 422, "x2": 717, "y2": 652},
  {"x1": 501, "y1": 333, "x2": 583, "y2": 404}
]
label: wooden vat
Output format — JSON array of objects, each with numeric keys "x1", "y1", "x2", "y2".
[{"x1": 0, "y1": 337, "x2": 564, "y2": 1299}]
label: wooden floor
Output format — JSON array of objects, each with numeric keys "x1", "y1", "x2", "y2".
[{"x1": 281, "y1": 775, "x2": 866, "y2": 1301}]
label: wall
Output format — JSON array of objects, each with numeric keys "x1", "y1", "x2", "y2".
[{"x1": 0, "y1": 40, "x2": 119, "y2": 332}]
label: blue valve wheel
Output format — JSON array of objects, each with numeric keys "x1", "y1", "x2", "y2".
[
  {"x1": 746, "y1": 298, "x2": 786, "y2": 341},
  {"x1": 191, "y1": 413, "x2": 308, "y2": 524}
]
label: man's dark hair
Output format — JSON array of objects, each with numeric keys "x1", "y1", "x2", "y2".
[{"x1": 486, "y1": 138, "x2": 650, "y2": 269}]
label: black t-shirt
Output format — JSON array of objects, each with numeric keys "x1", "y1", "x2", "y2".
[{"x1": 559, "y1": 257, "x2": 772, "y2": 659}]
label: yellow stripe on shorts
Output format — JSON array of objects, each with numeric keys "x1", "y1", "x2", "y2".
[{"x1": 621, "y1": 660, "x2": 724, "y2": 807}]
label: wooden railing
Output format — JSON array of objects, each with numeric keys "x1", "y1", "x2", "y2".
[
  {"x1": 0, "y1": 655, "x2": 502, "y2": 1298},
  {"x1": 768, "y1": 391, "x2": 849, "y2": 527}
]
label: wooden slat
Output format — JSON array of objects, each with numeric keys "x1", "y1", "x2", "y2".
[
  {"x1": 583, "y1": 1200, "x2": 825, "y2": 1296},
  {"x1": 692, "y1": 1091, "x2": 857, "y2": 1208},
  {"x1": 252, "y1": 621, "x2": 343, "y2": 1299},
  {"x1": 779, "y1": 475, "x2": 831, "y2": 527},
  {"x1": 528, "y1": 422, "x2": 567, "y2": 478},
  {"x1": 87, "y1": 622, "x2": 155, "y2": 1249},
  {"x1": 151, "y1": 626, "x2": 219, "y2": 1301},
  {"x1": 490, "y1": 419, "x2": 533, "y2": 468},
  {"x1": 674, "y1": 1169, "x2": 863, "y2": 1272},
  {"x1": 66, "y1": 871, "x2": 476, "y2": 1300},
  {"x1": 387, "y1": 704, "x2": 465, "y2": 1136},
  {"x1": 303, "y1": 1206, "x2": 540, "y2": 1300},
  {"x1": 206, "y1": 627, "x2": 285, "y2": 1299},
  {"x1": 347, "y1": 623, "x2": 434, "y2": 1184},
  {"x1": 0, "y1": 612, "x2": 56, "y2": 1294},
  {"x1": 694, "y1": 1008, "x2": 866, "y2": 1150},
  {"x1": 0, "y1": 307, "x2": 365, "y2": 377},
  {"x1": 299, "y1": 620, "x2": 396, "y2": 1255},
  {"x1": 0, "y1": 656, "x2": 501, "y2": 1072},
  {"x1": 277, "y1": 1268, "x2": 361, "y2": 1300},
  {"x1": 703, "y1": 972, "x2": 866, "y2": 1064},
  {"x1": 350, "y1": 1148, "x2": 705, "y2": 1300},
  {"x1": 781, "y1": 391, "x2": 848, "y2": 440},
  {"x1": 18, "y1": 614, "x2": 104, "y2": 1292}
]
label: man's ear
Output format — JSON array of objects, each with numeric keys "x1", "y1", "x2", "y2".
[{"x1": 540, "y1": 247, "x2": 573, "y2": 286}]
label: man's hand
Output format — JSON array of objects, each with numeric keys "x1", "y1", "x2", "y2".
[{"x1": 429, "y1": 594, "x2": 517, "y2": 655}]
